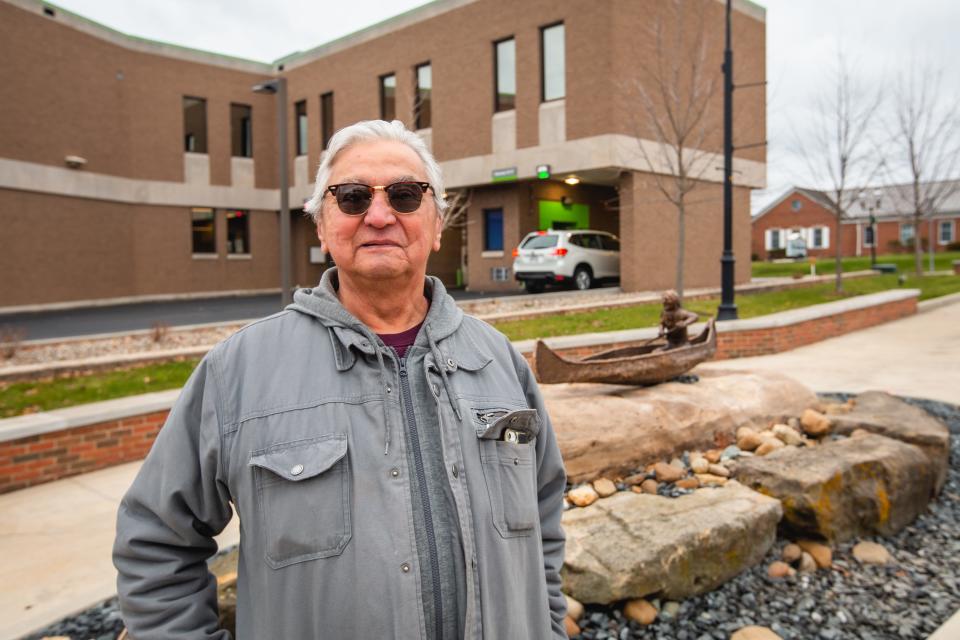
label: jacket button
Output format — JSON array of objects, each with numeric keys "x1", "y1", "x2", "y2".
[
  {"x1": 291, "y1": 464, "x2": 304, "y2": 476},
  {"x1": 400, "y1": 562, "x2": 411, "y2": 573},
  {"x1": 446, "y1": 358, "x2": 456, "y2": 370},
  {"x1": 386, "y1": 384, "x2": 392, "y2": 394},
  {"x1": 390, "y1": 468, "x2": 400, "y2": 478}
]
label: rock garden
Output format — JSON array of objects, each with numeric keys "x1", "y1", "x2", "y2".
[{"x1": 22, "y1": 371, "x2": 958, "y2": 640}]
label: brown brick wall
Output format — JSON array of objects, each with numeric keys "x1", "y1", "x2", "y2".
[{"x1": 0, "y1": 410, "x2": 167, "y2": 494}]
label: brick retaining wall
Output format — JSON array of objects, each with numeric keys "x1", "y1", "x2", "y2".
[
  {"x1": 0, "y1": 411, "x2": 167, "y2": 494},
  {"x1": 0, "y1": 292, "x2": 920, "y2": 494}
]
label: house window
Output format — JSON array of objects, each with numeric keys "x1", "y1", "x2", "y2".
[
  {"x1": 541, "y1": 23, "x2": 565, "y2": 102},
  {"x1": 484, "y1": 208, "x2": 504, "y2": 251},
  {"x1": 320, "y1": 92, "x2": 334, "y2": 150},
  {"x1": 295, "y1": 100, "x2": 308, "y2": 156},
  {"x1": 791, "y1": 199, "x2": 802, "y2": 211},
  {"x1": 183, "y1": 97, "x2": 207, "y2": 153},
  {"x1": 191, "y1": 208, "x2": 215, "y2": 254},
  {"x1": 226, "y1": 210, "x2": 250, "y2": 254},
  {"x1": 939, "y1": 220, "x2": 955, "y2": 245},
  {"x1": 766, "y1": 228, "x2": 782, "y2": 251},
  {"x1": 864, "y1": 224, "x2": 875, "y2": 247},
  {"x1": 810, "y1": 226, "x2": 829, "y2": 249},
  {"x1": 230, "y1": 104, "x2": 252, "y2": 158},
  {"x1": 380, "y1": 74, "x2": 396, "y2": 121},
  {"x1": 494, "y1": 38, "x2": 516, "y2": 112},
  {"x1": 900, "y1": 223, "x2": 915, "y2": 245},
  {"x1": 415, "y1": 63, "x2": 432, "y2": 130}
]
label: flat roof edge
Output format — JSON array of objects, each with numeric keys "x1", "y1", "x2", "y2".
[{"x1": 5, "y1": 0, "x2": 274, "y2": 73}]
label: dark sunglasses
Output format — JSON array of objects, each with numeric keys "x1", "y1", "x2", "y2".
[{"x1": 327, "y1": 181, "x2": 432, "y2": 215}]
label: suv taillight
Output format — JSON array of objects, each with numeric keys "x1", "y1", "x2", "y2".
[
  {"x1": 512, "y1": 248, "x2": 519, "y2": 257},
  {"x1": 552, "y1": 248, "x2": 568, "y2": 257}
]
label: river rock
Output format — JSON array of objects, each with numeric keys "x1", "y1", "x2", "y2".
[
  {"x1": 653, "y1": 461, "x2": 686, "y2": 483},
  {"x1": 561, "y1": 482, "x2": 782, "y2": 604},
  {"x1": 732, "y1": 626, "x2": 783, "y2": 640},
  {"x1": 696, "y1": 473, "x2": 728, "y2": 486},
  {"x1": 564, "y1": 616, "x2": 580, "y2": 637},
  {"x1": 798, "y1": 551, "x2": 818, "y2": 573},
  {"x1": 564, "y1": 593, "x2": 585, "y2": 620},
  {"x1": 797, "y1": 540, "x2": 832, "y2": 568},
  {"x1": 852, "y1": 541, "x2": 893, "y2": 565},
  {"x1": 592, "y1": 477, "x2": 618, "y2": 498},
  {"x1": 767, "y1": 561, "x2": 795, "y2": 578},
  {"x1": 639, "y1": 479, "x2": 658, "y2": 494},
  {"x1": 542, "y1": 370, "x2": 817, "y2": 482},
  {"x1": 568, "y1": 485, "x2": 599, "y2": 507},
  {"x1": 772, "y1": 424, "x2": 804, "y2": 446},
  {"x1": 691, "y1": 457, "x2": 710, "y2": 474},
  {"x1": 624, "y1": 598, "x2": 658, "y2": 625},
  {"x1": 735, "y1": 433, "x2": 935, "y2": 542},
  {"x1": 737, "y1": 427, "x2": 764, "y2": 451},
  {"x1": 676, "y1": 476, "x2": 700, "y2": 490},
  {"x1": 800, "y1": 409, "x2": 832, "y2": 437},
  {"x1": 708, "y1": 463, "x2": 731, "y2": 478},
  {"x1": 781, "y1": 543, "x2": 802, "y2": 563},
  {"x1": 755, "y1": 438, "x2": 785, "y2": 457},
  {"x1": 829, "y1": 391, "x2": 951, "y2": 492}
]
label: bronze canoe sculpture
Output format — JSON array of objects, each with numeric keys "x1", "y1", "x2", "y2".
[{"x1": 533, "y1": 319, "x2": 717, "y2": 385}]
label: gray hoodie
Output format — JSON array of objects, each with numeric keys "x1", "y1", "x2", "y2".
[{"x1": 113, "y1": 268, "x2": 568, "y2": 639}]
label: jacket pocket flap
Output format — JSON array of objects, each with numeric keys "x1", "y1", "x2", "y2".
[
  {"x1": 475, "y1": 409, "x2": 540, "y2": 440},
  {"x1": 249, "y1": 436, "x2": 347, "y2": 482}
]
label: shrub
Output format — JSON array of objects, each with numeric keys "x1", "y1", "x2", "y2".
[{"x1": 767, "y1": 249, "x2": 786, "y2": 260}]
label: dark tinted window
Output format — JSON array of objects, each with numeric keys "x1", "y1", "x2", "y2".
[
  {"x1": 183, "y1": 97, "x2": 207, "y2": 152},
  {"x1": 484, "y1": 208, "x2": 503, "y2": 251},
  {"x1": 226, "y1": 210, "x2": 250, "y2": 254},
  {"x1": 191, "y1": 208, "x2": 215, "y2": 253},
  {"x1": 380, "y1": 74, "x2": 396, "y2": 120},
  {"x1": 600, "y1": 235, "x2": 620, "y2": 251},
  {"x1": 415, "y1": 64, "x2": 432, "y2": 129},
  {"x1": 230, "y1": 104, "x2": 252, "y2": 158},
  {"x1": 521, "y1": 234, "x2": 558, "y2": 249},
  {"x1": 320, "y1": 92, "x2": 334, "y2": 150}
]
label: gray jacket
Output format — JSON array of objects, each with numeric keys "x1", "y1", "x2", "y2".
[{"x1": 113, "y1": 269, "x2": 568, "y2": 639}]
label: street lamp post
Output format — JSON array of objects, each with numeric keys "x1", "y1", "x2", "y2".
[
  {"x1": 858, "y1": 189, "x2": 882, "y2": 269},
  {"x1": 253, "y1": 78, "x2": 293, "y2": 308},
  {"x1": 717, "y1": 0, "x2": 738, "y2": 320}
]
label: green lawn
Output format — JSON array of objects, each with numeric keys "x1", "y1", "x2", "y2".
[
  {"x1": 1, "y1": 273, "x2": 958, "y2": 417},
  {"x1": 751, "y1": 251, "x2": 960, "y2": 278},
  {"x1": 0, "y1": 358, "x2": 199, "y2": 419}
]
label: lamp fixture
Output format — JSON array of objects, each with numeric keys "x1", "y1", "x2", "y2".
[
  {"x1": 64, "y1": 155, "x2": 87, "y2": 169},
  {"x1": 563, "y1": 175, "x2": 580, "y2": 185}
]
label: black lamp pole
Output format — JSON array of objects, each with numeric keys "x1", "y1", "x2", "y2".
[{"x1": 717, "y1": 0, "x2": 738, "y2": 320}]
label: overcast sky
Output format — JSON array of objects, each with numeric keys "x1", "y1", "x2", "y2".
[{"x1": 49, "y1": 0, "x2": 960, "y2": 213}]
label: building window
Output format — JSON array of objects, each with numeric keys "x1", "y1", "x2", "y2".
[
  {"x1": 766, "y1": 228, "x2": 782, "y2": 251},
  {"x1": 541, "y1": 23, "x2": 565, "y2": 102},
  {"x1": 295, "y1": 100, "x2": 308, "y2": 156},
  {"x1": 191, "y1": 208, "x2": 215, "y2": 254},
  {"x1": 939, "y1": 220, "x2": 955, "y2": 245},
  {"x1": 380, "y1": 74, "x2": 396, "y2": 121},
  {"x1": 415, "y1": 63, "x2": 432, "y2": 129},
  {"x1": 900, "y1": 222, "x2": 915, "y2": 245},
  {"x1": 864, "y1": 224, "x2": 875, "y2": 247},
  {"x1": 810, "y1": 226, "x2": 829, "y2": 249},
  {"x1": 183, "y1": 97, "x2": 207, "y2": 153},
  {"x1": 320, "y1": 92, "x2": 334, "y2": 150},
  {"x1": 484, "y1": 208, "x2": 504, "y2": 251},
  {"x1": 494, "y1": 38, "x2": 516, "y2": 112},
  {"x1": 226, "y1": 210, "x2": 250, "y2": 254},
  {"x1": 791, "y1": 199, "x2": 802, "y2": 211},
  {"x1": 230, "y1": 104, "x2": 252, "y2": 158}
]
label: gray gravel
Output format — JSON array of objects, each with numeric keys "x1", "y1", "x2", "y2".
[{"x1": 21, "y1": 396, "x2": 959, "y2": 640}]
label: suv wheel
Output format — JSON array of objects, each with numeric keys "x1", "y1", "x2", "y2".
[{"x1": 573, "y1": 266, "x2": 593, "y2": 291}]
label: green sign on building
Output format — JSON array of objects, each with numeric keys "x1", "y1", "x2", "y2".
[{"x1": 491, "y1": 167, "x2": 517, "y2": 182}]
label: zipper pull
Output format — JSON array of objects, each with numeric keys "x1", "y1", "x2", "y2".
[{"x1": 399, "y1": 357, "x2": 407, "y2": 377}]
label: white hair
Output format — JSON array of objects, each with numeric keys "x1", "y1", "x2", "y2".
[{"x1": 304, "y1": 119, "x2": 447, "y2": 222}]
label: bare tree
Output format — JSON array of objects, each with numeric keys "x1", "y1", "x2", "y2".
[
  {"x1": 887, "y1": 63, "x2": 960, "y2": 276},
  {"x1": 441, "y1": 188, "x2": 472, "y2": 231},
  {"x1": 797, "y1": 52, "x2": 883, "y2": 293},
  {"x1": 623, "y1": 0, "x2": 720, "y2": 299}
]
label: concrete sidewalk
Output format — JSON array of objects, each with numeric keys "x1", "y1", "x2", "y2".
[{"x1": 1, "y1": 296, "x2": 957, "y2": 639}]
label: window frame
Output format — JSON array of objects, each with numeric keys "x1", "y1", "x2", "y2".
[
  {"x1": 191, "y1": 207, "x2": 216, "y2": 255},
  {"x1": 900, "y1": 222, "x2": 916, "y2": 245},
  {"x1": 938, "y1": 220, "x2": 955, "y2": 245},
  {"x1": 183, "y1": 96, "x2": 208, "y2": 153},
  {"x1": 320, "y1": 92, "x2": 334, "y2": 151},
  {"x1": 483, "y1": 208, "x2": 505, "y2": 252},
  {"x1": 493, "y1": 36, "x2": 516, "y2": 113},
  {"x1": 225, "y1": 209, "x2": 251, "y2": 255},
  {"x1": 230, "y1": 103, "x2": 253, "y2": 158},
  {"x1": 863, "y1": 223, "x2": 876, "y2": 248},
  {"x1": 295, "y1": 100, "x2": 308, "y2": 156},
  {"x1": 539, "y1": 21, "x2": 566, "y2": 103},
  {"x1": 414, "y1": 62, "x2": 432, "y2": 130},
  {"x1": 380, "y1": 73, "x2": 397, "y2": 121}
]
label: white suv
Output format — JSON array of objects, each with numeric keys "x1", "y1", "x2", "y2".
[{"x1": 512, "y1": 229, "x2": 621, "y2": 293}]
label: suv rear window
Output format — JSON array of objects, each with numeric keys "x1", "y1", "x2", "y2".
[{"x1": 520, "y1": 234, "x2": 559, "y2": 249}]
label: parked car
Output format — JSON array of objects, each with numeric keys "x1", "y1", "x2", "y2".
[{"x1": 512, "y1": 229, "x2": 621, "y2": 293}]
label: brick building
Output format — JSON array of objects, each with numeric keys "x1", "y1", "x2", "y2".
[
  {"x1": 751, "y1": 184, "x2": 960, "y2": 261},
  {"x1": 0, "y1": 0, "x2": 767, "y2": 308}
]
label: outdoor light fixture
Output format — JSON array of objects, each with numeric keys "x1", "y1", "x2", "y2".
[
  {"x1": 563, "y1": 175, "x2": 580, "y2": 185},
  {"x1": 64, "y1": 155, "x2": 87, "y2": 169},
  {"x1": 536, "y1": 164, "x2": 551, "y2": 179}
]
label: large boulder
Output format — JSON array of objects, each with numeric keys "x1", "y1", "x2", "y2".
[
  {"x1": 561, "y1": 482, "x2": 782, "y2": 604},
  {"x1": 544, "y1": 369, "x2": 817, "y2": 483},
  {"x1": 734, "y1": 433, "x2": 935, "y2": 542},
  {"x1": 829, "y1": 391, "x2": 951, "y2": 492}
]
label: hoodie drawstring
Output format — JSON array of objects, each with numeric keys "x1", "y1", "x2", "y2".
[{"x1": 425, "y1": 323, "x2": 462, "y2": 422}]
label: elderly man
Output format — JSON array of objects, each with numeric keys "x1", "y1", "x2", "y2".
[{"x1": 113, "y1": 120, "x2": 568, "y2": 639}]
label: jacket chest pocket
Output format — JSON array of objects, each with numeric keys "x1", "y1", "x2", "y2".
[
  {"x1": 474, "y1": 408, "x2": 540, "y2": 538},
  {"x1": 249, "y1": 434, "x2": 352, "y2": 568}
]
